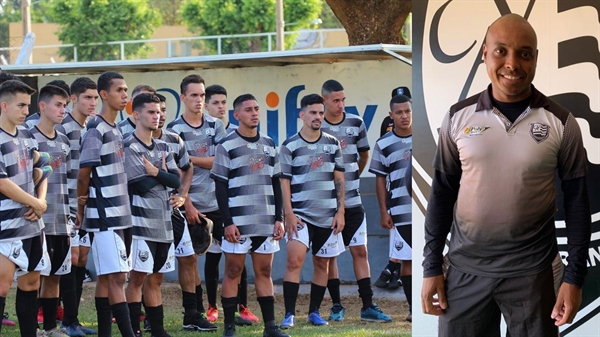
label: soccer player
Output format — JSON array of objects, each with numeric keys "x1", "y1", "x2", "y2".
[
  {"x1": 76, "y1": 71, "x2": 135, "y2": 337},
  {"x1": 29, "y1": 85, "x2": 74, "y2": 337},
  {"x1": 280, "y1": 94, "x2": 346, "y2": 328},
  {"x1": 117, "y1": 84, "x2": 157, "y2": 138},
  {"x1": 203, "y1": 84, "x2": 258, "y2": 325},
  {"x1": 124, "y1": 93, "x2": 183, "y2": 337},
  {"x1": 25, "y1": 79, "x2": 71, "y2": 130},
  {"x1": 211, "y1": 94, "x2": 289, "y2": 337},
  {"x1": 320, "y1": 79, "x2": 391, "y2": 322},
  {"x1": 60, "y1": 77, "x2": 99, "y2": 336},
  {"x1": 0, "y1": 80, "x2": 48, "y2": 337},
  {"x1": 167, "y1": 74, "x2": 223, "y2": 332},
  {"x1": 369, "y1": 94, "x2": 413, "y2": 322}
]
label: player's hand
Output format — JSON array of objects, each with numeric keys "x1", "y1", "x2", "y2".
[
  {"x1": 552, "y1": 282, "x2": 582, "y2": 326},
  {"x1": 23, "y1": 207, "x2": 40, "y2": 222},
  {"x1": 142, "y1": 155, "x2": 159, "y2": 177},
  {"x1": 169, "y1": 193, "x2": 185, "y2": 209},
  {"x1": 421, "y1": 274, "x2": 447, "y2": 315},
  {"x1": 285, "y1": 213, "x2": 304, "y2": 239},
  {"x1": 31, "y1": 198, "x2": 47, "y2": 217},
  {"x1": 331, "y1": 209, "x2": 345, "y2": 235},
  {"x1": 184, "y1": 200, "x2": 204, "y2": 225},
  {"x1": 224, "y1": 224, "x2": 241, "y2": 243},
  {"x1": 273, "y1": 221, "x2": 284, "y2": 241},
  {"x1": 74, "y1": 211, "x2": 83, "y2": 230},
  {"x1": 77, "y1": 194, "x2": 88, "y2": 206},
  {"x1": 380, "y1": 212, "x2": 394, "y2": 229}
]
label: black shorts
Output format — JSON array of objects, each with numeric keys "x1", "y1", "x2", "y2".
[
  {"x1": 305, "y1": 222, "x2": 334, "y2": 256},
  {"x1": 45, "y1": 235, "x2": 71, "y2": 275},
  {"x1": 341, "y1": 206, "x2": 365, "y2": 247},
  {"x1": 172, "y1": 209, "x2": 186, "y2": 248}
]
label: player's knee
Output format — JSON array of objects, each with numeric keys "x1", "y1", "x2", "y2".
[
  {"x1": 178, "y1": 255, "x2": 197, "y2": 268},
  {"x1": 225, "y1": 263, "x2": 244, "y2": 279},
  {"x1": 350, "y1": 245, "x2": 368, "y2": 259},
  {"x1": 286, "y1": 255, "x2": 304, "y2": 272},
  {"x1": 254, "y1": 263, "x2": 272, "y2": 279},
  {"x1": 313, "y1": 256, "x2": 330, "y2": 272},
  {"x1": 77, "y1": 252, "x2": 88, "y2": 267}
]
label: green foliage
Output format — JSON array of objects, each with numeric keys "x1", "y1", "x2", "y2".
[
  {"x1": 149, "y1": 0, "x2": 184, "y2": 25},
  {"x1": 181, "y1": 0, "x2": 321, "y2": 54},
  {"x1": 51, "y1": 0, "x2": 161, "y2": 61},
  {"x1": 320, "y1": 0, "x2": 342, "y2": 28}
]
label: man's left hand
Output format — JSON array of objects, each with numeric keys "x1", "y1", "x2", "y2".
[
  {"x1": 273, "y1": 221, "x2": 284, "y2": 241},
  {"x1": 551, "y1": 282, "x2": 582, "y2": 326},
  {"x1": 331, "y1": 210, "x2": 345, "y2": 235}
]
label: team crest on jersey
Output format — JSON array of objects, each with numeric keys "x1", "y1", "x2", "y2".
[
  {"x1": 61, "y1": 144, "x2": 69, "y2": 155},
  {"x1": 530, "y1": 123, "x2": 549, "y2": 143},
  {"x1": 12, "y1": 247, "x2": 20, "y2": 259},
  {"x1": 463, "y1": 126, "x2": 490, "y2": 136},
  {"x1": 139, "y1": 250, "x2": 149, "y2": 262},
  {"x1": 238, "y1": 237, "x2": 247, "y2": 244},
  {"x1": 249, "y1": 156, "x2": 265, "y2": 172},
  {"x1": 309, "y1": 155, "x2": 324, "y2": 170},
  {"x1": 120, "y1": 249, "x2": 127, "y2": 261},
  {"x1": 345, "y1": 128, "x2": 356, "y2": 136},
  {"x1": 323, "y1": 145, "x2": 332, "y2": 154},
  {"x1": 394, "y1": 239, "x2": 403, "y2": 251},
  {"x1": 194, "y1": 141, "x2": 209, "y2": 156}
]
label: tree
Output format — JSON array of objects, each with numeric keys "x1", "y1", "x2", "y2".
[
  {"x1": 0, "y1": 0, "x2": 51, "y2": 62},
  {"x1": 181, "y1": 0, "x2": 321, "y2": 54},
  {"x1": 51, "y1": 0, "x2": 161, "y2": 61},
  {"x1": 325, "y1": 0, "x2": 411, "y2": 45},
  {"x1": 150, "y1": 0, "x2": 183, "y2": 26}
]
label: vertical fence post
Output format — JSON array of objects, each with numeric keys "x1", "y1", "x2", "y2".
[
  {"x1": 73, "y1": 46, "x2": 77, "y2": 62},
  {"x1": 167, "y1": 40, "x2": 172, "y2": 58},
  {"x1": 218, "y1": 37, "x2": 222, "y2": 55},
  {"x1": 268, "y1": 34, "x2": 272, "y2": 52}
]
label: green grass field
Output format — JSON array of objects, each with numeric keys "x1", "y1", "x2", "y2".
[{"x1": 1, "y1": 282, "x2": 411, "y2": 337}]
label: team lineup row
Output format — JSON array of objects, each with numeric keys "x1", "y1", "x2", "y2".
[{"x1": 0, "y1": 71, "x2": 412, "y2": 337}]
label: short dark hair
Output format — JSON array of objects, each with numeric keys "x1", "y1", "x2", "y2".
[
  {"x1": 390, "y1": 94, "x2": 411, "y2": 110},
  {"x1": 205, "y1": 84, "x2": 227, "y2": 102},
  {"x1": 0, "y1": 71, "x2": 19, "y2": 85},
  {"x1": 39, "y1": 85, "x2": 69, "y2": 105},
  {"x1": 156, "y1": 93, "x2": 166, "y2": 102},
  {"x1": 321, "y1": 79, "x2": 344, "y2": 96},
  {"x1": 47, "y1": 80, "x2": 70, "y2": 96},
  {"x1": 180, "y1": 74, "x2": 205, "y2": 95},
  {"x1": 0, "y1": 80, "x2": 36, "y2": 103},
  {"x1": 233, "y1": 94, "x2": 256, "y2": 111},
  {"x1": 97, "y1": 71, "x2": 124, "y2": 94},
  {"x1": 132, "y1": 93, "x2": 160, "y2": 113},
  {"x1": 70, "y1": 77, "x2": 97, "y2": 97},
  {"x1": 300, "y1": 94, "x2": 324, "y2": 110},
  {"x1": 131, "y1": 84, "x2": 156, "y2": 97}
]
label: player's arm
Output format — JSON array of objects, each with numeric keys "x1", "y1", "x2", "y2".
[
  {"x1": 189, "y1": 156, "x2": 214, "y2": 169},
  {"x1": 272, "y1": 176, "x2": 284, "y2": 240},
  {"x1": 375, "y1": 175, "x2": 393, "y2": 229},
  {"x1": 357, "y1": 150, "x2": 370, "y2": 175},
  {"x1": 214, "y1": 178, "x2": 239, "y2": 243},
  {"x1": 281, "y1": 177, "x2": 303, "y2": 239},
  {"x1": 178, "y1": 162, "x2": 193, "y2": 200},
  {"x1": 0, "y1": 178, "x2": 47, "y2": 216},
  {"x1": 332, "y1": 170, "x2": 345, "y2": 234}
]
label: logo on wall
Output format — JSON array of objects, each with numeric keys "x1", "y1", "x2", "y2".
[{"x1": 413, "y1": 1, "x2": 600, "y2": 335}]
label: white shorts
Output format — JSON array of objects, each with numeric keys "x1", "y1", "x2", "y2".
[
  {"x1": 221, "y1": 236, "x2": 280, "y2": 255},
  {"x1": 0, "y1": 233, "x2": 49, "y2": 277},
  {"x1": 174, "y1": 217, "x2": 194, "y2": 258},
  {"x1": 131, "y1": 239, "x2": 175, "y2": 274},
  {"x1": 345, "y1": 217, "x2": 367, "y2": 248},
  {"x1": 91, "y1": 230, "x2": 132, "y2": 275},
  {"x1": 389, "y1": 227, "x2": 411, "y2": 260},
  {"x1": 68, "y1": 219, "x2": 79, "y2": 248},
  {"x1": 207, "y1": 237, "x2": 223, "y2": 254},
  {"x1": 286, "y1": 223, "x2": 345, "y2": 258},
  {"x1": 78, "y1": 230, "x2": 91, "y2": 248}
]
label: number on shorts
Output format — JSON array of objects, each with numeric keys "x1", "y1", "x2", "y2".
[{"x1": 320, "y1": 248, "x2": 327, "y2": 255}]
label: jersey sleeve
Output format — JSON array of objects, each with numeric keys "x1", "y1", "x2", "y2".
[
  {"x1": 123, "y1": 144, "x2": 147, "y2": 184},
  {"x1": 176, "y1": 136, "x2": 191, "y2": 170},
  {"x1": 357, "y1": 119, "x2": 370, "y2": 152},
  {"x1": 432, "y1": 110, "x2": 462, "y2": 175},
  {"x1": 557, "y1": 113, "x2": 588, "y2": 180},
  {"x1": 334, "y1": 141, "x2": 345, "y2": 172},
  {"x1": 368, "y1": 141, "x2": 388, "y2": 177},
  {"x1": 79, "y1": 128, "x2": 103, "y2": 168},
  {"x1": 214, "y1": 118, "x2": 227, "y2": 144},
  {"x1": 210, "y1": 143, "x2": 230, "y2": 182},
  {"x1": 271, "y1": 141, "x2": 281, "y2": 178},
  {"x1": 279, "y1": 143, "x2": 293, "y2": 180}
]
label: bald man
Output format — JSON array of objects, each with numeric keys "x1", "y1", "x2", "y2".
[{"x1": 421, "y1": 13, "x2": 590, "y2": 336}]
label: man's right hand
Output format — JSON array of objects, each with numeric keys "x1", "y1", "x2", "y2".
[
  {"x1": 421, "y1": 274, "x2": 447, "y2": 315},
  {"x1": 284, "y1": 213, "x2": 304, "y2": 239},
  {"x1": 380, "y1": 212, "x2": 394, "y2": 229},
  {"x1": 184, "y1": 200, "x2": 204, "y2": 225}
]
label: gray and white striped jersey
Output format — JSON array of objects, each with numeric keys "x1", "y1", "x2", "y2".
[
  {"x1": 79, "y1": 116, "x2": 131, "y2": 231},
  {"x1": 0, "y1": 126, "x2": 43, "y2": 241},
  {"x1": 280, "y1": 132, "x2": 344, "y2": 228},
  {"x1": 321, "y1": 113, "x2": 370, "y2": 208},
  {"x1": 156, "y1": 129, "x2": 191, "y2": 171},
  {"x1": 124, "y1": 135, "x2": 179, "y2": 243},
  {"x1": 29, "y1": 127, "x2": 71, "y2": 235},
  {"x1": 369, "y1": 132, "x2": 412, "y2": 227},
  {"x1": 211, "y1": 131, "x2": 280, "y2": 237},
  {"x1": 225, "y1": 122, "x2": 238, "y2": 134},
  {"x1": 117, "y1": 117, "x2": 136, "y2": 139},
  {"x1": 61, "y1": 113, "x2": 85, "y2": 217},
  {"x1": 167, "y1": 114, "x2": 226, "y2": 212}
]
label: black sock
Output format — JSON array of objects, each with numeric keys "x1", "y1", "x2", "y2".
[
  {"x1": 111, "y1": 302, "x2": 134, "y2": 337},
  {"x1": 327, "y1": 278, "x2": 341, "y2": 305},
  {"x1": 60, "y1": 268, "x2": 78, "y2": 326},
  {"x1": 16, "y1": 288, "x2": 38, "y2": 337},
  {"x1": 41, "y1": 297, "x2": 59, "y2": 330},
  {"x1": 308, "y1": 283, "x2": 327, "y2": 313},
  {"x1": 196, "y1": 284, "x2": 205, "y2": 313},
  {"x1": 239, "y1": 266, "x2": 248, "y2": 309},
  {"x1": 357, "y1": 278, "x2": 374, "y2": 310},
  {"x1": 400, "y1": 275, "x2": 412, "y2": 308},
  {"x1": 95, "y1": 297, "x2": 112, "y2": 337},
  {"x1": 128, "y1": 302, "x2": 142, "y2": 332},
  {"x1": 283, "y1": 281, "x2": 299, "y2": 315},
  {"x1": 182, "y1": 291, "x2": 197, "y2": 318},
  {"x1": 0, "y1": 296, "x2": 4, "y2": 334},
  {"x1": 221, "y1": 296, "x2": 237, "y2": 325},
  {"x1": 75, "y1": 266, "x2": 86, "y2": 307},
  {"x1": 146, "y1": 305, "x2": 164, "y2": 337},
  {"x1": 257, "y1": 296, "x2": 275, "y2": 324},
  {"x1": 389, "y1": 261, "x2": 401, "y2": 274},
  {"x1": 204, "y1": 252, "x2": 221, "y2": 308}
]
